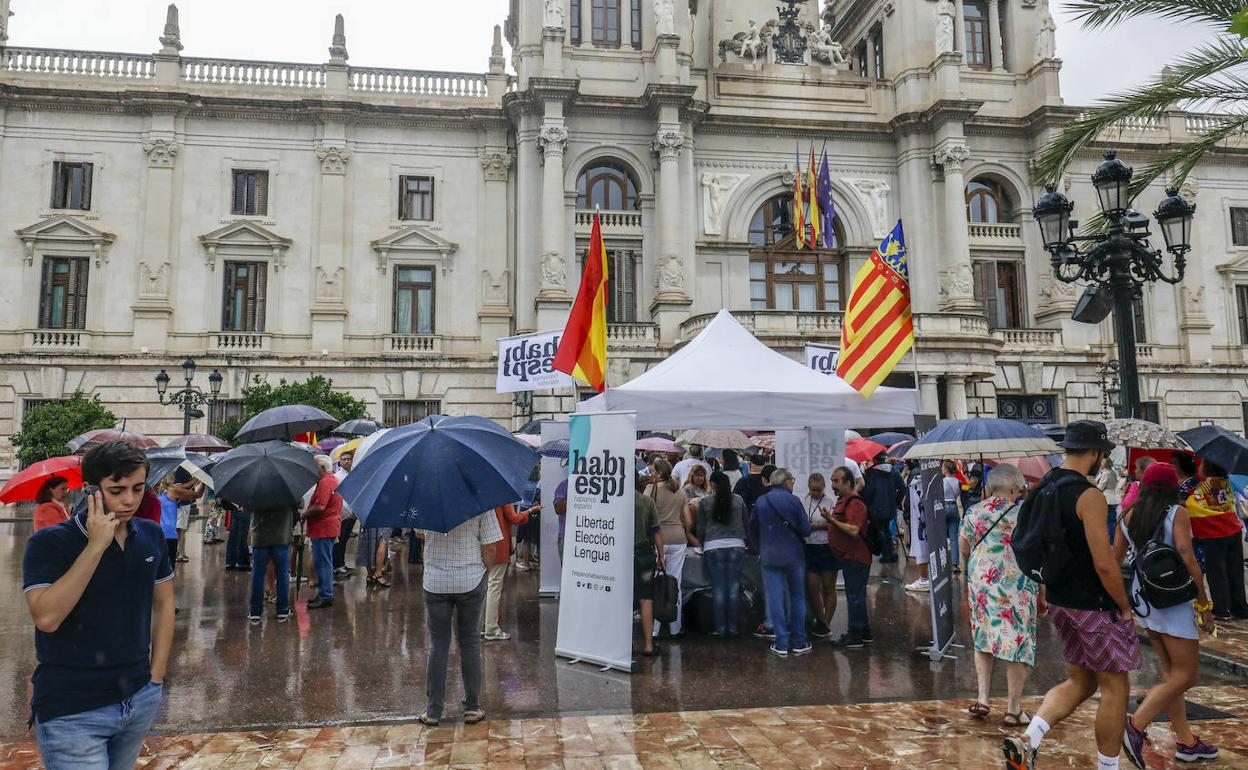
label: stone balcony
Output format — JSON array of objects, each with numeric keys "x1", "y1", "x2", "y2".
[
  {"x1": 212, "y1": 332, "x2": 270, "y2": 353},
  {"x1": 968, "y1": 222, "x2": 1024, "y2": 251},
  {"x1": 678, "y1": 310, "x2": 843, "y2": 343},
  {"x1": 992, "y1": 327, "x2": 1063, "y2": 352},
  {"x1": 23, "y1": 330, "x2": 87, "y2": 350},
  {"x1": 574, "y1": 210, "x2": 644, "y2": 236},
  {"x1": 607, "y1": 323, "x2": 658, "y2": 349}
]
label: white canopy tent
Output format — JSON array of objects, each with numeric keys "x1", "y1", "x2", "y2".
[{"x1": 578, "y1": 309, "x2": 917, "y2": 430}]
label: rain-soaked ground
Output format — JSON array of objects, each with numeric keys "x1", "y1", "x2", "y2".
[{"x1": 0, "y1": 519, "x2": 1234, "y2": 739}]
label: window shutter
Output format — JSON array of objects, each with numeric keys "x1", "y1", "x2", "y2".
[
  {"x1": 1238, "y1": 286, "x2": 1248, "y2": 343},
  {"x1": 254, "y1": 263, "x2": 268, "y2": 332},
  {"x1": 51, "y1": 162, "x2": 64, "y2": 208},
  {"x1": 221, "y1": 264, "x2": 232, "y2": 331},
  {"x1": 255, "y1": 172, "x2": 269, "y2": 216},
  {"x1": 81, "y1": 163, "x2": 94, "y2": 211},
  {"x1": 398, "y1": 177, "x2": 408, "y2": 220},
  {"x1": 232, "y1": 173, "x2": 245, "y2": 215},
  {"x1": 243, "y1": 263, "x2": 257, "y2": 332},
  {"x1": 38, "y1": 259, "x2": 53, "y2": 328},
  {"x1": 622, "y1": 250, "x2": 636, "y2": 322},
  {"x1": 427, "y1": 178, "x2": 435, "y2": 220},
  {"x1": 68, "y1": 259, "x2": 88, "y2": 329}
]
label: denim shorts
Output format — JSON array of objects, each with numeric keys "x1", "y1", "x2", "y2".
[{"x1": 36, "y1": 680, "x2": 164, "y2": 770}]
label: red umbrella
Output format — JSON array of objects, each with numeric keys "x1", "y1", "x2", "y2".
[
  {"x1": 67, "y1": 428, "x2": 158, "y2": 454},
  {"x1": 166, "y1": 434, "x2": 230, "y2": 453},
  {"x1": 846, "y1": 438, "x2": 888, "y2": 464},
  {"x1": 0, "y1": 456, "x2": 83, "y2": 504}
]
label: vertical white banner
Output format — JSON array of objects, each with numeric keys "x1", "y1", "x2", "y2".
[
  {"x1": 775, "y1": 428, "x2": 846, "y2": 493},
  {"x1": 539, "y1": 421, "x2": 569, "y2": 597},
  {"x1": 804, "y1": 343, "x2": 840, "y2": 376},
  {"x1": 555, "y1": 410, "x2": 636, "y2": 672}
]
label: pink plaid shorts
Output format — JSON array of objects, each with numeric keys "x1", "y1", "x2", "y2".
[{"x1": 1050, "y1": 606, "x2": 1141, "y2": 673}]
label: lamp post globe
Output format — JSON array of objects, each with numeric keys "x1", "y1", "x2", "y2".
[
  {"x1": 1033, "y1": 184, "x2": 1074, "y2": 252},
  {"x1": 1154, "y1": 186, "x2": 1196, "y2": 256},
  {"x1": 155, "y1": 369, "x2": 170, "y2": 397},
  {"x1": 208, "y1": 369, "x2": 224, "y2": 397},
  {"x1": 1091, "y1": 151, "x2": 1133, "y2": 217}
]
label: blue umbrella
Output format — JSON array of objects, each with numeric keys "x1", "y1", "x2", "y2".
[
  {"x1": 903, "y1": 417, "x2": 1060, "y2": 460},
  {"x1": 234, "y1": 404, "x2": 338, "y2": 444},
  {"x1": 339, "y1": 414, "x2": 539, "y2": 533},
  {"x1": 870, "y1": 431, "x2": 915, "y2": 447}
]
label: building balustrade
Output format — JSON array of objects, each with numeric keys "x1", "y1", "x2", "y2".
[
  {"x1": 574, "y1": 210, "x2": 644, "y2": 230},
  {"x1": 213, "y1": 333, "x2": 269, "y2": 352},
  {"x1": 349, "y1": 67, "x2": 488, "y2": 97},
  {"x1": 607, "y1": 323, "x2": 658, "y2": 344},
  {"x1": 993, "y1": 327, "x2": 1062, "y2": 350},
  {"x1": 967, "y1": 222, "x2": 1023, "y2": 244},
  {"x1": 26, "y1": 330, "x2": 83, "y2": 349},
  {"x1": 386, "y1": 334, "x2": 442, "y2": 354},
  {"x1": 181, "y1": 57, "x2": 326, "y2": 88},
  {"x1": 2, "y1": 47, "x2": 155, "y2": 79}
]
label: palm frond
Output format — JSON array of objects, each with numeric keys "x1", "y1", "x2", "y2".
[{"x1": 1065, "y1": 0, "x2": 1241, "y2": 30}]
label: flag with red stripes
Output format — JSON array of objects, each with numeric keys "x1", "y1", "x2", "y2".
[{"x1": 835, "y1": 221, "x2": 913, "y2": 398}]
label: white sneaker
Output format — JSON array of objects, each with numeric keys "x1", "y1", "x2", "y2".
[
  {"x1": 905, "y1": 578, "x2": 930, "y2": 593},
  {"x1": 484, "y1": 630, "x2": 512, "y2": 641}
]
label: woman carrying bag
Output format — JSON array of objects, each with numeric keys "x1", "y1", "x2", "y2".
[{"x1": 644, "y1": 460, "x2": 693, "y2": 639}]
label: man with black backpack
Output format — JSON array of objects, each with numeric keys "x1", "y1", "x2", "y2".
[
  {"x1": 861, "y1": 452, "x2": 906, "y2": 564},
  {"x1": 1003, "y1": 421, "x2": 1140, "y2": 770},
  {"x1": 826, "y1": 466, "x2": 874, "y2": 648}
]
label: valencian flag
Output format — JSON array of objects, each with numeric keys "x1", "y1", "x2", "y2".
[
  {"x1": 793, "y1": 146, "x2": 806, "y2": 249},
  {"x1": 807, "y1": 146, "x2": 820, "y2": 248},
  {"x1": 553, "y1": 210, "x2": 609, "y2": 392},
  {"x1": 816, "y1": 148, "x2": 836, "y2": 248},
  {"x1": 836, "y1": 221, "x2": 914, "y2": 397}
]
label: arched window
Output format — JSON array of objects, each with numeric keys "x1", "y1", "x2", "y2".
[
  {"x1": 965, "y1": 178, "x2": 1013, "y2": 224},
  {"x1": 576, "y1": 160, "x2": 639, "y2": 211},
  {"x1": 748, "y1": 194, "x2": 846, "y2": 311}
]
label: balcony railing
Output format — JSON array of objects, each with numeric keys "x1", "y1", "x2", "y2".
[
  {"x1": 181, "y1": 57, "x2": 326, "y2": 88},
  {"x1": 213, "y1": 333, "x2": 268, "y2": 352},
  {"x1": 575, "y1": 210, "x2": 644, "y2": 229},
  {"x1": 386, "y1": 334, "x2": 442, "y2": 354},
  {"x1": 607, "y1": 323, "x2": 658, "y2": 346},
  {"x1": 2, "y1": 47, "x2": 155, "y2": 79},
  {"x1": 679, "y1": 310, "x2": 843, "y2": 341},
  {"x1": 26, "y1": 330, "x2": 83, "y2": 349},
  {"x1": 349, "y1": 67, "x2": 488, "y2": 97},
  {"x1": 993, "y1": 327, "x2": 1061, "y2": 350},
  {"x1": 968, "y1": 222, "x2": 1023, "y2": 242}
]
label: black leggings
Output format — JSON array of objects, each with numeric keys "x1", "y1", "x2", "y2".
[
  {"x1": 333, "y1": 517, "x2": 357, "y2": 570},
  {"x1": 1197, "y1": 534, "x2": 1248, "y2": 617}
]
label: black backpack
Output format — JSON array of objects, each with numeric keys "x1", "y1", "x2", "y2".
[
  {"x1": 1130, "y1": 510, "x2": 1197, "y2": 616},
  {"x1": 1011, "y1": 474, "x2": 1086, "y2": 585}
]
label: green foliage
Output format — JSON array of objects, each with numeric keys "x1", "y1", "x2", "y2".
[
  {"x1": 222, "y1": 375, "x2": 369, "y2": 445},
  {"x1": 1032, "y1": 0, "x2": 1248, "y2": 195},
  {"x1": 11, "y1": 391, "x2": 116, "y2": 466}
]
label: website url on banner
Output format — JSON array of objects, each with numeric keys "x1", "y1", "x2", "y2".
[{"x1": 571, "y1": 569, "x2": 613, "y2": 582}]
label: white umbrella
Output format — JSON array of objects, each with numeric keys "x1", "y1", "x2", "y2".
[
  {"x1": 677, "y1": 429, "x2": 753, "y2": 449},
  {"x1": 354, "y1": 427, "x2": 393, "y2": 465}
]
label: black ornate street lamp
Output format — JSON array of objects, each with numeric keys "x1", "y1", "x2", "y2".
[
  {"x1": 156, "y1": 358, "x2": 224, "y2": 436},
  {"x1": 1033, "y1": 152, "x2": 1195, "y2": 419}
]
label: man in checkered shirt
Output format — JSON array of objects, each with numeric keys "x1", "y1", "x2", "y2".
[{"x1": 416, "y1": 511, "x2": 502, "y2": 726}]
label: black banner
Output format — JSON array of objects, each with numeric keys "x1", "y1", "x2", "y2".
[{"x1": 919, "y1": 456, "x2": 957, "y2": 659}]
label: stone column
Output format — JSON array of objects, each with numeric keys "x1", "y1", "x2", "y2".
[
  {"x1": 132, "y1": 126, "x2": 179, "y2": 352},
  {"x1": 946, "y1": 376, "x2": 969, "y2": 420},
  {"x1": 651, "y1": 126, "x2": 692, "y2": 340},
  {"x1": 580, "y1": 0, "x2": 593, "y2": 46},
  {"x1": 934, "y1": 141, "x2": 978, "y2": 312},
  {"x1": 954, "y1": 1, "x2": 967, "y2": 63},
  {"x1": 310, "y1": 138, "x2": 351, "y2": 352},
  {"x1": 987, "y1": 0, "x2": 1004, "y2": 71},
  {"x1": 919, "y1": 375, "x2": 941, "y2": 417},
  {"x1": 865, "y1": 33, "x2": 877, "y2": 78},
  {"x1": 479, "y1": 149, "x2": 514, "y2": 349},
  {"x1": 536, "y1": 122, "x2": 571, "y2": 330}
]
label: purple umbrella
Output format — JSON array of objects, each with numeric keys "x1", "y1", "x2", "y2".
[{"x1": 317, "y1": 437, "x2": 348, "y2": 452}]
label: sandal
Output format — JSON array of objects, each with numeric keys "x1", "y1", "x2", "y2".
[
  {"x1": 375, "y1": 577, "x2": 392, "y2": 589},
  {"x1": 1002, "y1": 711, "x2": 1031, "y2": 728},
  {"x1": 968, "y1": 702, "x2": 990, "y2": 719},
  {"x1": 417, "y1": 712, "x2": 439, "y2": 727},
  {"x1": 463, "y1": 709, "x2": 485, "y2": 724}
]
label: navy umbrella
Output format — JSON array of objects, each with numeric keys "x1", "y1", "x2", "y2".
[
  {"x1": 339, "y1": 414, "x2": 539, "y2": 533},
  {"x1": 145, "y1": 446, "x2": 188, "y2": 489},
  {"x1": 209, "y1": 441, "x2": 320, "y2": 510},
  {"x1": 234, "y1": 404, "x2": 338, "y2": 444},
  {"x1": 1177, "y1": 426, "x2": 1248, "y2": 475},
  {"x1": 869, "y1": 431, "x2": 915, "y2": 447},
  {"x1": 903, "y1": 417, "x2": 1059, "y2": 460},
  {"x1": 332, "y1": 419, "x2": 386, "y2": 437}
]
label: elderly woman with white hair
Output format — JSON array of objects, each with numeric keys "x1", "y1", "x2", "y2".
[{"x1": 958, "y1": 462, "x2": 1043, "y2": 727}]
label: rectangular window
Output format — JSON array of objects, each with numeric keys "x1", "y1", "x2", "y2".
[
  {"x1": 750, "y1": 254, "x2": 845, "y2": 312},
  {"x1": 1133, "y1": 295, "x2": 1147, "y2": 343},
  {"x1": 872, "y1": 27, "x2": 884, "y2": 77},
  {"x1": 630, "y1": 0, "x2": 642, "y2": 47},
  {"x1": 231, "y1": 170, "x2": 269, "y2": 216},
  {"x1": 221, "y1": 261, "x2": 267, "y2": 332},
  {"x1": 208, "y1": 399, "x2": 244, "y2": 436},
  {"x1": 1231, "y1": 207, "x2": 1248, "y2": 247},
  {"x1": 855, "y1": 43, "x2": 868, "y2": 77},
  {"x1": 571, "y1": 0, "x2": 582, "y2": 44},
  {"x1": 51, "y1": 161, "x2": 93, "y2": 211},
  {"x1": 1139, "y1": 401, "x2": 1160, "y2": 423},
  {"x1": 972, "y1": 259, "x2": 1023, "y2": 329},
  {"x1": 582, "y1": 248, "x2": 636, "y2": 322},
  {"x1": 383, "y1": 399, "x2": 441, "y2": 427},
  {"x1": 393, "y1": 265, "x2": 436, "y2": 335},
  {"x1": 1237, "y1": 285, "x2": 1248, "y2": 343},
  {"x1": 38, "y1": 257, "x2": 89, "y2": 329},
  {"x1": 592, "y1": 0, "x2": 621, "y2": 46},
  {"x1": 964, "y1": 3, "x2": 988, "y2": 66},
  {"x1": 399, "y1": 176, "x2": 435, "y2": 221}
]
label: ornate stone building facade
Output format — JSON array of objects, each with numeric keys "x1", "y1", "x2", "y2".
[{"x1": 0, "y1": 0, "x2": 1246, "y2": 475}]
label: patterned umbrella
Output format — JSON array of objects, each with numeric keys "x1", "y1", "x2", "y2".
[
  {"x1": 636, "y1": 437, "x2": 683, "y2": 453},
  {"x1": 67, "y1": 428, "x2": 159, "y2": 454},
  {"x1": 902, "y1": 417, "x2": 1059, "y2": 460},
  {"x1": 165, "y1": 434, "x2": 230, "y2": 453},
  {"x1": 677, "y1": 429, "x2": 753, "y2": 449},
  {"x1": 1105, "y1": 418, "x2": 1189, "y2": 450}
]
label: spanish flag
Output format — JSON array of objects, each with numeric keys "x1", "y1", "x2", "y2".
[
  {"x1": 836, "y1": 221, "x2": 914, "y2": 397},
  {"x1": 807, "y1": 145, "x2": 821, "y2": 249},
  {"x1": 553, "y1": 210, "x2": 609, "y2": 392},
  {"x1": 793, "y1": 147, "x2": 806, "y2": 249}
]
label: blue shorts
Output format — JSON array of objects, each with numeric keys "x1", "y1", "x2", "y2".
[{"x1": 804, "y1": 543, "x2": 838, "y2": 573}]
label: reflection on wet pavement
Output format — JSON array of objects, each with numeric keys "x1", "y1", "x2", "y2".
[{"x1": 0, "y1": 520, "x2": 1240, "y2": 742}]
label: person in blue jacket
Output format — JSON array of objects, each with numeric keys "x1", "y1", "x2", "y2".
[{"x1": 749, "y1": 468, "x2": 812, "y2": 657}]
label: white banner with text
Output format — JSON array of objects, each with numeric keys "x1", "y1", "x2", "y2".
[
  {"x1": 804, "y1": 344, "x2": 840, "y2": 376},
  {"x1": 496, "y1": 330, "x2": 577, "y2": 393}
]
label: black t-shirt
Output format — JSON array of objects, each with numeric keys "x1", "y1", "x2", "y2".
[
  {"x1": 733, "y1": 474, "x2": 768, "y2": 511},
  {"x1": 22, "y1": 513, "x2": 173, "y2": 723},
  {"x1": 1041, "y1": 468, "x2": 1115, "y2": 612}
]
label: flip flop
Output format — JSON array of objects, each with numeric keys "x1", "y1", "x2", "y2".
[
  {"x1": 1002, "y1": 711, "x2": 1031, "y2": 728},
  {"x1": 969, "y1": 702, "x2": 990, "y2": 719}
]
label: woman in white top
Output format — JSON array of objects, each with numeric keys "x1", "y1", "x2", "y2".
[
  {"x1": 800, "y1": 472, "x2": 838, "y2": 639},
  {"x1": 1095, "y1": 456, "x2": 1122, "y2": 537}
]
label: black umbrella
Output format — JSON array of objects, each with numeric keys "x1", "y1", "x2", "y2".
[
  {"x1": 639, "y1": 431, "x2": 677, "y2": 441},
  {"x1": 332, "y1": 419, "x2": 386, "y2": 437},
  {"x1": 145, "y1": 446, "x2": 188, "y2": 489},
  {"x1": 209, "y1": 441, "x2": 320, "y2": 510},
  {"x1": 1177, "y1": 426, "x2": 1248, "y2": 475},
  {"x1": 234, "y1": 404, "x2": 338, "y2": 444},
  {"x1": 515, "y1": 419, "x2": 552, "y2": 436}
]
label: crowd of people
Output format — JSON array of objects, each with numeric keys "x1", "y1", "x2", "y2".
[{"x1": 17, "y1": 414, "x2": 1248, "y2": 770}]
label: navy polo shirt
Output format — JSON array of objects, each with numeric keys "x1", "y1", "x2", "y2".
[{"x1": 22, "y1": 512, "x2": 173, "y2": 723}]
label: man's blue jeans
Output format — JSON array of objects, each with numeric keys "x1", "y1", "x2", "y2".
[
  {"x1": 311, "y1": 537, "x2": 334, "y2": 601},
  {"x1": 946, "y1": 518, "x2": 961, "y2": 568},
  {"x1": 35, "y1": 681, "x2": 163, "y2": 770},
  {"x1": 225, "y1": 511, "x2": 251, "y2": 568},
  {"x1": 703, "y1": 547, "x2": 746, "y2": 634},
  {"x1": 761, "y1": 562, "x2": 806, "y2": 651},
  {"x1": 839, "y1": 559, "x2": 871, "y2": 638},
  {"x1": 250, "y1": 545, "x2": 290, "y2": 616}
]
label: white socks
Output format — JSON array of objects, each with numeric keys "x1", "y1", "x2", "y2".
[
  {"x1": 1024, "y1": 714, "x2": 1051, "y2": 750},
  {"x1": 1097, "y1": 752, "x2": 1120, "y2": 769}
]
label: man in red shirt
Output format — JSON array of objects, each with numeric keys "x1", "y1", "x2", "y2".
[
  {"x1": 824, "y1": 466, "x2": 873, "y2": 648},
  {"x1": 303, "y1": 455, "x2": 343, "y2": 609}
]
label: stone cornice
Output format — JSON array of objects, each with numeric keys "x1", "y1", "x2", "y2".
[
  {"x1": 529, "y1": 77, "x2": 581, "y2": 103},
  {"x1": 641, "y1": 83, "x2": 699, "y2": 115},
  {"x1": 697, "y1": 113, "x2": 892, "y2": 140}
]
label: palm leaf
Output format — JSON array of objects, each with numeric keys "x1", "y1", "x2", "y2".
[{"x1": 1065, "y1": 0, "x2": 1242, "y2": 29}]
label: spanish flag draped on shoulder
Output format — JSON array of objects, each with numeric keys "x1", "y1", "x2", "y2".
[
  {"x1": 836, "y1": 221, "x2": 913, "y2": 398},
  {"x1": 552, "y1": 210, "x2": 609, "y2": 392}
]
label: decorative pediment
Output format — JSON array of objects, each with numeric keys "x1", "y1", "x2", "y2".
[
  {"x1": 16, "y1": 215, "x2": 116, "y2": 267},
  {"x1": 1216, "y1": 251, "x2": 1248, "y2": 281},
  {"x1": 370, "y1": 224, "x2": 459, "y2": 274},
  {"x1": 199, "y1": 220, "x2": 293, "y2": 271}
]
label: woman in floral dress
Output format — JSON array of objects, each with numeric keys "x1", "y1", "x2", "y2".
[{"x1": 958, "y1": 463, "x2": 1042, "y2": 727}]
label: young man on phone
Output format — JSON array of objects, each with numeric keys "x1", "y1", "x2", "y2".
[{"x1": 23, "y1": 441, "x2": 174, "y2": 770}]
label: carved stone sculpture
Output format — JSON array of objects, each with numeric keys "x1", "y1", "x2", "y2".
[
  {"x1": 1181, "y1": 284, "x2": 1207, "y2": 321},
  {"x1": 480, "y1": 152, "x2": 514, "y2": 182},
  {"x1": 329, "y1": 13, "x2": 349, "y2": 62},
  {"x1": 935, "y1": 0, "x2": 956, "y2": 56},
  {"x1": 654, "y1": 0, "x2": 675, "y2": 35},
  {"x1": 850, "y1": 178, "x2": 892, "y2": 238},
  {"x1": 543, "y1": 0, "x2": 565, "y2": 29},
  {"x1": 541, "y1": 250, "x2": 567, "y2": 292},
  {"x1": 140, "y1": 262, "x2": 169, "y2": 298},
  {"x1": 701, "y1": 173, "x2": 748, "y2": 236},
  {"x1": 159, "y1": 3, "x2": 182, "y2": 53},
  {"x1": 316, "y1": 266, "x2": 345, "y2": 301},
  {"x1": 809, "y1": 24, "x2": 848, "y2": 66},
  {"x1": 652, "y1": 129, "x2": 686, "y2": 161},
  {"x1": 1035, "y1": 9, "x2": 1057, "y2": 62},
  {"x1": 940, "y1": 263, "x2": 974, "y2": 299},
  {"x1": 142, "y1": 138, "x2": 179, "y2": 169},
  {"x1": 656, "y1": 254, "x2": 685, "y2": 294},
  {"x1": 537, "y1": 124, "x2": 568, "y2": 164},
  {"x1": 316, "y1": 145, "x2": 351, "y2": 175},
  {"x1": 481, "y1": 270, "x2": 510, "y2": 307},
  {"x1": 719, "y1": 20, "x2": 771, "y2": 63},
  {"x1": 935, "y1": 142, "x2": 971, "y2": 171}
]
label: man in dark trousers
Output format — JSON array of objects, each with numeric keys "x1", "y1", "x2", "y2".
[
  {"x1": 749, "y1": 468, "x2": 812, "y2": 657},
  {"x1": 861, "y1": 451, "x2": 906, "y2": 564},
  {"x1": 826, "y1": 466, "x2": 873, "y2": 648}
]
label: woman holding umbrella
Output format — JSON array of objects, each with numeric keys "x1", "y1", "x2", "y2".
[{"x1": 33, "y1": 476, "x2": 71, "y2": 531}]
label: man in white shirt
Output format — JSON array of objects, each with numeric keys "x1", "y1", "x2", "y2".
[
  {"x1": 672, "y1": 445, "x2": 711, "y2": 486},
  {"x1": 800, "y1": 473, "x2": 838, "y2": 638},
  {"x1": 416, "y1": 511, "x2": 502, "y2": 727},
  {"x1": 905, "y1": 468, "x2": 931, "y2": 592}
]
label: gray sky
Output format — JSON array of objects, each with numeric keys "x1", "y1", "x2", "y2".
[{"x1": 4, "y1": 0, "x2": 1219, "y2": 108}]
